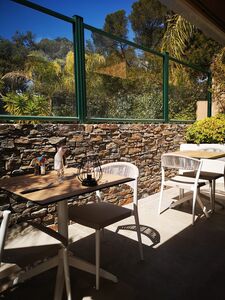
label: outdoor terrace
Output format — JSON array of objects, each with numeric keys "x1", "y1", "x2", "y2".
[{"x1": 2, "y1": 184, "x2": 225, "y2": 300}]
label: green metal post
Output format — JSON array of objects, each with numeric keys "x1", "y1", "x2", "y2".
[
  {"x1": 207, "y1": 72, "x2": 212, "y2": 117},
  {"x1": 73, "y1": 15, "x2": 86, "y2": 123},
  {"x1": 163, "y1": 52, "x2": 169, "y2": 123}
]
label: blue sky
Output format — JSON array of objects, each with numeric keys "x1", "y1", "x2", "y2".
[{"x1": 0, "y1": 0, "x2": 136, "y2": 42}]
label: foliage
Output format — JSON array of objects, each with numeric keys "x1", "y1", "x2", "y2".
[
  {"x1": 92, "y1": 10, "x2": 129, "y2": 63},
  {"x1": 168, "y1": 65, "x2": 207, "y2": 120},
  {"x1": 1, "y1": 71, "x2": 31, "y2": 93},
  {"x1": 0, "y1": 0, "x2": 222, "y2": 123},
  {"x1": 184, "y1": 31, "x2": 221, "y2": 69},
  {"x1": 52, "y1": 89, "x2": 75, "y2": 117},
  {"x1": 0, "y1": 31, "x2": 36, "y2": 74},
  {"x1": 185, "y1": 114, "x2": 225, "y2": 144},
  {"x1": 37, "y1": 37, "x2": 73, "y2": 60},
  {"x1": 211, "y1": 47, "x2": 225, "y2": 113},
  {"x1": 104, "y1": 10, "x2": 128, "y2": 39},
  {"x1": 86, "y1": 51, "x2": 163, "y2": 119},
  {"x1": 129, "y1": 0, "x2": 169, "y2": 49},
  {"x1": 2, "y1": 92, "x2": 50, "y2": 116},
  {"x1": 25, "y1": 51, "x2": 67, "y2": 111},
  {"x1": 161, "y1": 15, "x2": 194, "y2": 60},
  {"x1": 63, "y1": 50, "x2": 75, "y2": 92}
]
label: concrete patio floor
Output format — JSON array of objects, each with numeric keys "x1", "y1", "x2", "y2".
[{"x1": 1, "y1": 185, "x2": 225, "y2": 300}]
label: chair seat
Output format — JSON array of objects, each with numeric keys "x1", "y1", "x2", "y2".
[
  {"x1": 69, "y1": 202, "x2": 132, "y2": 230},
  {"x1": 184, "y1": 171, "x2": 223, "y2": 181},
  {"x1": 165, "y1": 175, "x2": 206, "y2": 189}
]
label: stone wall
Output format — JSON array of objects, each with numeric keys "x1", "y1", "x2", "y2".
[{"x1": 0, "y1": 123, "x2": 187, "y2": 226}]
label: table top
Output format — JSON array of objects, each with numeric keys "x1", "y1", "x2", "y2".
[
  {"x1": 0, "y1": 168, "x2": 134, "y2": 206},
  {"x1": 172, "y1": 150, "x2": 225, "y2": 159}
]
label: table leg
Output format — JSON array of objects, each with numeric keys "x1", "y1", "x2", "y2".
[
  {"x1": 14, "y1": 256, "x2": 58, "y2": 284},
  {"x1": 57, "y1": 201, "x2": 69, "y2": 240},
  {"x1": 54, "y1": 250, "x2": 65, "y2": 300},
  {"x1": 68, "y1": 255, "x2": 118, "y2": 283}
]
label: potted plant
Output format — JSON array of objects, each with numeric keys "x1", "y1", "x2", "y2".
[{"x1": 180, "y1": 114, "x2": 225, "y2": 152}]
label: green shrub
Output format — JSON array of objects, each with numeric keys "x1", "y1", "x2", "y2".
[{"x1": 185, "y1": 114, "x2": 225, "y2": 144}]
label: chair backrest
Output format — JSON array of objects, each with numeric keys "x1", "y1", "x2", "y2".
[
  {"x1": 201, "y1": 159, "x2": 225, "y2": 175},
  {"x1": 100, "y1": 162, "x2": 139, "y2": 204},
  {"x1": 161, "y1": 154, "x2": 203, "y2": 190},
  {"x1": 0, "y1": 210, "x2": 11, "y2": 265},
  {"x1": 161, "y1": 154, "x2": 201, "y2": 171}
]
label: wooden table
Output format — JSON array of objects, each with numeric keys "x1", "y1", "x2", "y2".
[
  {"x1": 172, "y1": 150, "x2": 225, "y2": 159},
  {"x1": 0, "y1": 168, "x2": 134, "y2": 298}
]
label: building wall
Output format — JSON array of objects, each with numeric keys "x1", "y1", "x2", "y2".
[{"x1": 0, "y1": 123, "x2": 187, "y2": 226}]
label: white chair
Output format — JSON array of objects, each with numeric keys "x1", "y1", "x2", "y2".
[
  {"x1": 199, "y1": 147, "x2": 225, "y2": 190},
  {"x1": 68, "y1": 162, "x2": 144, "y2": 290},
  {"x1": 0, "y1": 210, "x2": 11, "y2": 267},
  {"x1": 184, "y1": 159, "x2": 225, "y2": 212},
  {"x1": 0, "y1": 210, "x2": 21, "y2": 290},
  {"x1": 158, "y1": 153, "x2": 209, "y2": 225},
  {"x1": 0, "y1": 210, "x2": 71, "y2": 300}
]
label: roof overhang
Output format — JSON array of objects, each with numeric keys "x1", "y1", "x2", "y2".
[{"x1": 159, "y1": 0, "x2": 225, "y2": 45}]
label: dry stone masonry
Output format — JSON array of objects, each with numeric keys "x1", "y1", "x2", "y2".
[{"x1": 0, "y1": 123, "x2": 187, "y2": 226}]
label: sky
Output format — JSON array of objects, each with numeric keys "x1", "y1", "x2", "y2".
[{"x1": 0, "y1": 0, "x2": 136, "y2": 42}]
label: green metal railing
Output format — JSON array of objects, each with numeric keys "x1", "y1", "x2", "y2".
[
  {"x1": 163, "y1": 52, "x2": 169, "y2": 123},
  {"x1": 0, "y1": 0, "x2": 211, "y2": 123}
]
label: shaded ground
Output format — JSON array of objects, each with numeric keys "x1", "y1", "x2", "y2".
[{"x1": 1, "y1": 187, "x2": 225, "y2": 300}]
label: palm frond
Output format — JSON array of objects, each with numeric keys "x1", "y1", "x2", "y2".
[{"x1": 161, "y1": 15, "x2": 195, "y2": 60}]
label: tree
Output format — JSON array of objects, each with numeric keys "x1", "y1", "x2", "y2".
[
  {"x1": 129, "y1": 0, "x2": 169, "y2": 49},
  {"x1": 12, "y1": 31, "x2": 36, "y2": 50},
  {"x1": 92, "y1": 10, "x2": 129, "y2": 60},
  {"x1": 184, "y1": 30, "x2": 221, "y2": 69},
  {"x1": 37, "y1": 37, "x2": 73, "y2": 60},
  {"x1": 160, "y1": 14, "x2": 223, "y2": 120},
  {"x1": 0, "y1": 31, "x2": 36, "y2": 74},
  {"x1": 211, "y1": 47, "x2": 225, "y2": 113},
  {"x1": 104, "y1": 10, "x2": 128, "y2": 38},
  {"x1": 24, "y1": 50, "x2": 63, "y2": 112},
  {"x1": 161, "y1": 15, "x2": 194, "y2": 60},
  {"x1": 1, "y1": 71, "x2": 31, "y2": 94}
]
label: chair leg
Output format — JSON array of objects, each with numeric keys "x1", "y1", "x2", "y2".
[
  {"x1": 208, "y1": 180, "x2": 213, "y2": 211},
  {"x1": 95, "y1": 230, "x2": 100, "y2": 290},
  {"x1": 179, "y1": 188, "x2": 184, "y2": 200},
  {"x1": 158, "y1": 184, "x2": 164, "y2": 215},
  {"x1": 133, "y1": 204, "x2": 144, "y2": 261},
  {"x1": 196, "y1": 193, "x2": 209, "y2": 219},
  {"x1": 211, "y1": 179, "x2": 216, "y2": 213},
  {"x1": 192, "y1": 188, "x2": 198, "y2": 225},
  {"x1": 62, "y1": 248, "x2": 72, "y2": 300}
]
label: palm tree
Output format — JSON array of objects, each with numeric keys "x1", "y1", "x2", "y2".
[
  {"x1": 1, "y1": 71, "x2": 31, "y2": 92},
  {"x1": 161, "y1": 14, "x2": 195, "y2": 60}
]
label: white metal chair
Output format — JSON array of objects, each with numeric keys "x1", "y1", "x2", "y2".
[
  {"x1": 0, "y1": 211, "x2": 11, "y2": 267},
  {"x1": 199, "y1": 147, "x2": 225, "y2": 191},
  {"x1": 68, "y1": 162, "x2": 144, "y2": 290},
  {"x1": 184, "y1": 159, "x2": 225, "y2": 212},
  {"x1": 158, "y1": 153, "x2": 209, "y2": 225},
  {"x1": 0, "y1": 210, "x2": 71, "y2": 300}
]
